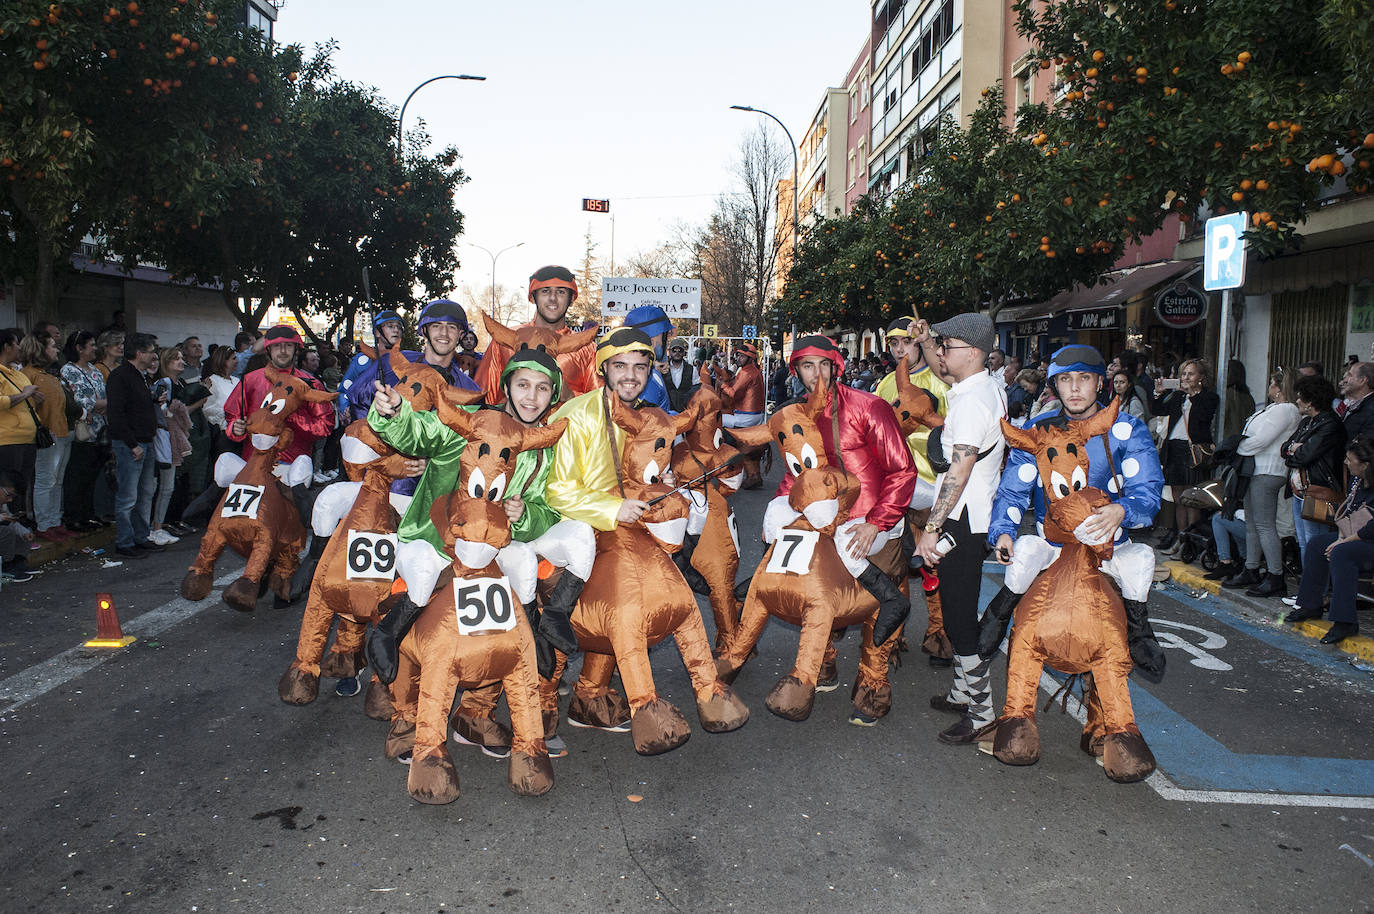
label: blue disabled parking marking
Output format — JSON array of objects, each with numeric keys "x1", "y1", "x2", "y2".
[{"x1": 975, "y1": 566, "x2": 1374, "y2": 802}]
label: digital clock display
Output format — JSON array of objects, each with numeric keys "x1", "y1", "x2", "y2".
[{"x1": 582, "y1": 198, "x2": 611, "y2": 213}]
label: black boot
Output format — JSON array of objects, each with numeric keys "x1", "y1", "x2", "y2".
[
  {"x1": 733, "y1": 576, "x2": 753, "y2": 602},
  {"x1": 365, "y1": 593, "x2": 426, "y2": 685},
  {"x1": 673, "y1": 532, "x2": 711, "y2": 596},
  {"x1": 1123, "y1": 599, "x2": 1166, "y2": 683},
  {"x1": 289, "y1": 533, "x2": 329, "y2": 602},
  {"x1": 862, "y1": 563, "x2": 911, "y2": 647},
  {"x1": 1203, "y1": 559, "x2": 1240, "y2": 581},
  {"x1": 1245, "y1": 573, "x2": 1287, "y2": 598},
  {"x1": 975, "y1": 586, "x2": 1022, "y2": 659},
  {"x1": 1222, "y1": 567, "x2": 1262, "y2": 589},
  {"x1": 524, "y1": 601, "x2": 556, "y2": 680},
  {"x1": 539, "y1": 570, "x2": 584, "y2": 655}
]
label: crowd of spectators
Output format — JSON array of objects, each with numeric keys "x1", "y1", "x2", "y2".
[{"x1": 0, "y1": 318, "x2": 350, "y2": 583}]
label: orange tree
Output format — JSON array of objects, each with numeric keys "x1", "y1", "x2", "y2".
[
  {"x1": 1013, "y1": 0, "x2": 1367, "y2": 253},
  {"x1": 0, "y1": 0, "x2": 280, "y2": 311}
]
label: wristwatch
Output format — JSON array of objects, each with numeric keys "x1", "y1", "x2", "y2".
[{"x1": 924, "y1": 522, "x2": 943, "y2": 534}]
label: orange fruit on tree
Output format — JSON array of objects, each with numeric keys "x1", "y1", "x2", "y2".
[
  {"x1": 1237, "y1": 51, "x2": 1252, "y2": 63},
  {"x1": 1092, "y1": 50, "x2": 1104, "y2": 62},
  {"x1": 1256, "y1": 179, "x2": 1270, "y2": 190}
]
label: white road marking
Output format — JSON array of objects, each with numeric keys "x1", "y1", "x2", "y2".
[
  {"x1": 0, "y1": 567, "x2": 243, "y2": 713},
  {"x1": 1032, "y1": 670, "x2": 1374, "y2": 810}
]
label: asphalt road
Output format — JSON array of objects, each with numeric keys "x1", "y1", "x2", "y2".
[{"x1": 2, "y1": 465, "x2": 1372, "y2": 913}]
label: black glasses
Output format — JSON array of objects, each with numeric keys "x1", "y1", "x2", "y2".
[{"x1": 936, "y1": 338, "x2": 974, "y2": 353}]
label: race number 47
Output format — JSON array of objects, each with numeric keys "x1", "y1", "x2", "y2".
[
  {"x1": 454, "y1": 576, "x2": 519, "y2": 635},
  {"x1": 766, "y1": 529, "x2": 820, "y2": 575},
  {"x1": 221, "y1": 484, "x2": 265, "y2": 519},
  {"x1": 345, "y1": 531, "x2": 398, "y2": 581}
]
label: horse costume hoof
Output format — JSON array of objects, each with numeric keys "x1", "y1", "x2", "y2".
[
  {"x1": 993, "y1": 716, "x2": 1041, "y2": 766},
  {"x1": 765, "y1": 675, "x2": 814, "y2": 721},
  {"x1": 319, "y1": 648, "x2": 362, "y2": 680},
  {"x1": 699, "y1": 684, "x2": 749, "y2": 732},
  {"x1": 180, "y1": 571, "x2": 213, "y2": 601},
  {"x1": 850, "y1": 681, "x2": 892, "y2": 722},
  {"x1": 507, "y1": 750, "x2": 554, "y2": 797},
  {"x1": 408, "y1": 750, "x2": 460, "y2": 805},
  {"x1": 363, "y1": 676, "x2": 394, "y2": 721},
  {"x1": 277, "y1": 665, "x2": 319, "y2": 705},
  {"x1": 631, "y1": 699, "x2": 691, "y2": 755},
  {"x1": 384, "y1": 717, "x2": 416, "y2": 759},
  {"x1": 1103, "y1": 729, "x2": 1156, "y2": 783},
  {"x1": 713, "y1": 656, "x2": 743, "y2": 684},
  {"x1": 222, "y1": 577, "x2": 259, "y2": 613},
  {"x1": 1079, "y1": 729, "x2": 1106, "y2": 758},
  {"x1": 568, "y1": 691, "x2": 631, "y2": 732}
]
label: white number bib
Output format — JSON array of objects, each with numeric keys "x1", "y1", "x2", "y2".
[
  {"x1": 727, "y1": 510, "x2": 740, "y2": 558},
  {"x1": 454, "y1": 576, "x2": 518, "y2": 635},
  {"x1": 345, "y1": 531, "x2": 398, "y2": 581},
  {"x1": 766, "y1": 529, "x2": 819, "y2": 575},
  {"x1": 221, "y1": 484, "x2": 265, "y2": 519}
]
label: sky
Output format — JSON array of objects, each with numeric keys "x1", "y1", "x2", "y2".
[{"x1": 274, "y1": 0, "x2": 870, "y2": 319}]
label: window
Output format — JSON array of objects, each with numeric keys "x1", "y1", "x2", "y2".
[
  {"x1": 848, "y1": 151, "x2": 856, "y2": 189},
  {"x1": 909, "y1": 0, "x2": 956, "y2": 80},
  {"x1": 245, "y1": 6, "x2": 273, "y2": 38}
]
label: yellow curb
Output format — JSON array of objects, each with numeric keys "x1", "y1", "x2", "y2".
[{"x1": 1161, "y1": 560, "x2": 1374, "y2": 664}]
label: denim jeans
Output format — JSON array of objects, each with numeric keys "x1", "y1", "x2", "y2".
[
  {"x1": 1296, "y1": 532, "x2": 1374, "y2": 624},
  {"x1": 1291, "y1": 496, "x2": 1329, "y2": 557},
  {"x1": 33, "y1": 433, "x2": 73, "y2": 530},
  {"x1": 1210, "y1": 513, "x2": 1246, "y2": 563},
  {"x1": 112, "y1": 440, "x2": 156, "y2": 548}
]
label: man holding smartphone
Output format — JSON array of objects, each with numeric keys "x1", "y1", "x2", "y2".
[{"x1": 908, "y1": 313, "x2": 1006, "y2": 745}]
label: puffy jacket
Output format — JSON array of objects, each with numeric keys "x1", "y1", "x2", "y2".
[
  {"x1": 224, "y1": 366, "x2": 334, "y2": 464},
  {"x1": 989, "y1": 407, "x2": 1163, "y2": 547},
  {"x1": 721, "y1": 362, "x2": 765, "y2": 414},
  {"x1": 369, "y1": 399, "x2": 559, "y2": 558},
  {"x1": 546, "y1": 388, "x2": 632, "y2": 532},
  {"x1": 873, "y1": 362, "x2": 949, "y2": 485},
  {"x1": 475, "y1": 324, "x2": 599, "y2": 404},
  {"x1": 1284, "y1": 409, "x2": 1346, "y2": 493},
  {"x1": 773, "y1": 382, "x2": 917, "y2": 532}
]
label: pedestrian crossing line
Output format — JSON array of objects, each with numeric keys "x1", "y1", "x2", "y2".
[{"x1": 0, "y1": 567, "x2": 244, "y2": 714}]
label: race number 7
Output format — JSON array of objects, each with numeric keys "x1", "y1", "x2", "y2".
[
  {"x1": 766, "y1": 529, "x2": 819, "y2": 575},
  {"x1": 454, "y1": 577, "x2": 518, "y2": 635},
  {"x1": 221, "y1": 484, "x2": 265, "y2": 519}
]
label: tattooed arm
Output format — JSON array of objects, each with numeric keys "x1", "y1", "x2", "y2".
[{"x1": 916, "y1": 443, "x2": 979, "y2": 565}]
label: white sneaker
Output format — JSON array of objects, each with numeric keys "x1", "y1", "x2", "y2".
[
  {"x1": 151, "y1": 529, "x2": 179, "y2": 545},
  {"x1": 1280, "y1": 595, "x2": 1299, "y2": 607},
  {"x1": 312, "y1": 471, "x2": 331, "y2": 484}
]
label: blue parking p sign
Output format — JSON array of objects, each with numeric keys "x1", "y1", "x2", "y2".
[
  {"x1": 1204, "y1": 212, "x2": 1248, "y2": 291},
  {"x1": 742, "y1": 325, "x2": 757, "y2": 339}
]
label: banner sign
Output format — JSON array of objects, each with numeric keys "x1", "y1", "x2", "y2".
[
  {"x1": 601, "y1": 277, "x2": 701, "y2": 321},
  {"x1": 1014, "y1": 318, "x2": 1051, "y2": 337},
  {"x1": 1066, "y1": 307, "x2": 1122, "y2": 331}
]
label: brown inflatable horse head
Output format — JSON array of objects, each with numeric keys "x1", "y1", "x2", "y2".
[
  {"x1": 608, "y1": 394, "x2": 695, "y2": 551},
  {"x1": 678, "y1": 368, "x2": 743, "y2": 489},
  {"x1": 889, "y1": 355, "x2": 944, "y2": 436},
  {"x1": 430, "y1": 403, "x2": 569, "y2": 567},
  {"x1": 247, "y1": 365, "x2": 339, "y2": 455},
  {"x1": 383, "y1": 342, "x2": 477, "y2": 413},
  {"x1": 1000, "y1": 398, "x2": 1119, "y2": 542},
  {"x1": 339, "y1": 419, "x2": 412, "y2": 484},
  {"x1": 728, "y1": 382, "x2": 829, "y2": 479},
  {"x1": 481, "y1": 311, "x2": 600, "y2": 359}
]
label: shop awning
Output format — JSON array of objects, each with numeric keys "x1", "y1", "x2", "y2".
[{"x1": 994, "y1": 260, "x2": 1196, "y2": 326}]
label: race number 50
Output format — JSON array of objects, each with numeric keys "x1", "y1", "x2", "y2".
[
  {"x1": 766, "y1": 529, "x2": 820, "y2": 575},
  {"x1": 221, "y1": 484, "x2": 265, "y2": 519},
  {"x1": 345, "y1": 531, "x2": 398, "y2": 581},
  {"x1": 454, "y1": 576, "x2": 518, "y2": 635}
]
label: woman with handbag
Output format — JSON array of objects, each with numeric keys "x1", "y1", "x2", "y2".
[
  {"x1": 0, "y1": 329, "x2": 42, "y2": 528},
  {"x1": 20, "y1": 333, "x2": 73, "y2": 542},
  {"x1": 1284, "y1": 435, "x2": 1374, "y2": 643},
  {"x1": 60, "y1": 331, "x2": 108, "y2": 531},
  {"x1": 1221, "y1": 369, "x2": 1303, "y2": 596},
  {"x1": 1282, "y1": 374, "x2": 1346, "y2": 557},
  {"x1": 1152, "y1": 358, "x2": 1220, "y2": 556}
]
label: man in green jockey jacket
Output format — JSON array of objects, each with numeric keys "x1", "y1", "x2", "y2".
[{"x1": 362, "y1": 347, "x2": 596, "y2": 758}]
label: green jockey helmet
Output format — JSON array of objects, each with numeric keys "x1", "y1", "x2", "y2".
[{"x1": 501, "y1": 346, "x2": 563, "y2": 414}]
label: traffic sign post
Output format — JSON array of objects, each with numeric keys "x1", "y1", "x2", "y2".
[{"x1": 1205, "y1": 212, "x2": 1248, "y2": 438}]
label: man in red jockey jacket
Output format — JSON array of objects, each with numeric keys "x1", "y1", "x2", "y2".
[
  {"x1": 224, "y1": 325, "x2": 334, "y2": 465},
  {"x1": 767, "y1": 335, "x2": 917, "y2": 674},
  {"x1": 475, "y1": 265, "x2": 600, "y2": 403},
  {"x1": 719, "y1": 341, "x2": 768, "y2": 488}
]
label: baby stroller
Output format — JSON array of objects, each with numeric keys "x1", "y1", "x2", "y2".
[{"x1": 1175, "y1": 437, "x2": 1252, "y2": 572}]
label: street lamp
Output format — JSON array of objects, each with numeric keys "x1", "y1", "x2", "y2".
[
  {"x1": 465, "y1": 241, "x2": 525, "y2": 317},
  {"x1": 396, "y1": 74, "x2": 486, "y2": 155},
  {"x1": 730, "y1": 104, "x2": 799, "y2": 255}
]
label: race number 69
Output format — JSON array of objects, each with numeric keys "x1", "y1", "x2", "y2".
[
  {"x1": 345, "y1": 531, "x2": 398, "y2": 581},
  {"x1": 454, "y1": 576, "x2": 518, "y2": 635}
]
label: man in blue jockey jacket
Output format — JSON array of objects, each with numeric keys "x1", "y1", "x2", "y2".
[
  {"x1": 979, "y1": 344, "x2": 1168, "y2": 681},
  {"x1": 621, "y1": 304, "x2": 676, "y2": 414},
  {"x1": 338, "y1": 309, "x2": 405, "y2": 416}
]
